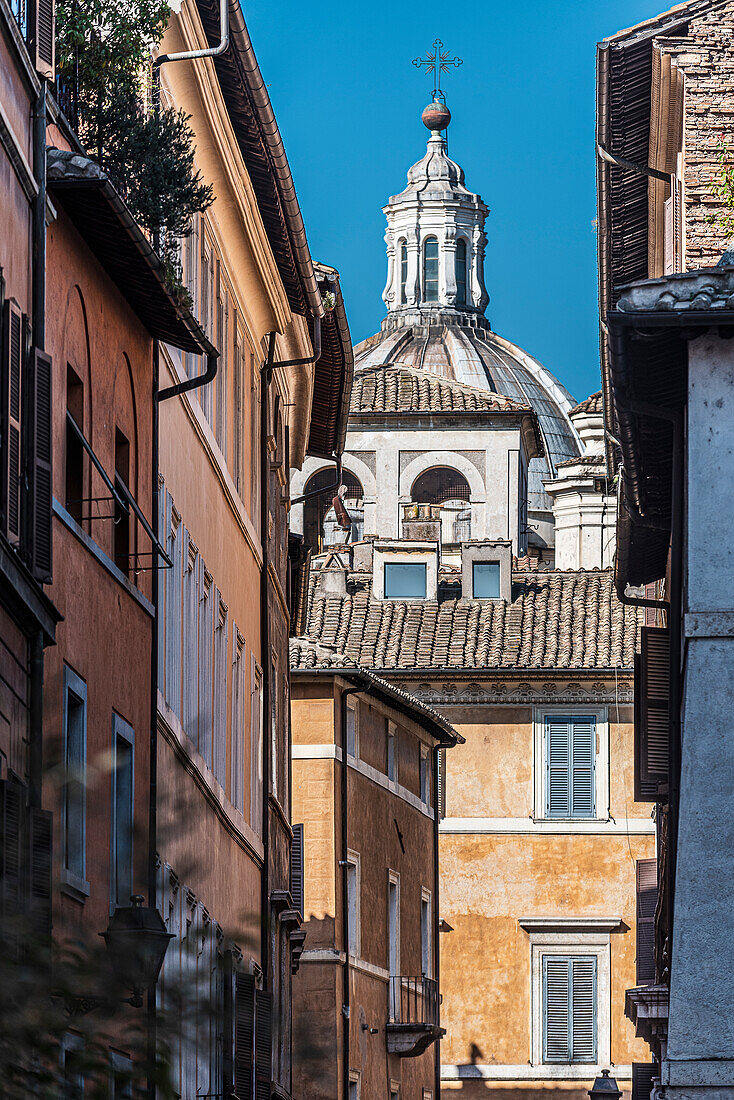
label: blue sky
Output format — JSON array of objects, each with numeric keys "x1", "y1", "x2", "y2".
[{"x1": 243, "y1": 0, "x2": 662, "y2": 403}]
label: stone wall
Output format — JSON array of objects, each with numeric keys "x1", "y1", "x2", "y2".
[{"x1": 662, "y1": 2, "x2": 734, "y2": 268}]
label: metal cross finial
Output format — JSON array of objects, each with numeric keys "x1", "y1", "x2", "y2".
[{"x1": 412, "y1": 38, "x2": 463, "y2": 101}]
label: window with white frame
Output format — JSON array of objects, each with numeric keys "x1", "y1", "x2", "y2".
[
  {"x1": 181, "y1": 530, "x2": 199, "y2": 746},
  {"x1": 387, "y1": 720, "x2": 397, "y2": 782},
  {"x1": 420, "y1": 744, "x2": 430, "y2": 805},
  {"x1": 534, "y1": 710, "x2": 607, "y2": 821},
  {"x1": 346, "y1": 850, "x2": 360, "y2": 957},
  {"x1": 198, "y1": 564, "x2": 214, "y2": 769},
  {"x1": 388, "y1": 870, "x2": 400, "y2": 1018},
  {"x1": 250, "y1": 659, "x2": 263, "y2": 836},
  {"x1": 421, "y1": 888, "x2": 432, "y2": 976},
  {"x1": 542, "y1": 955, "x2": 597, "y2": 1064},
  {"x1": 525, "y1": 921, "x2": 612, "y2": 1072},
  {"x1": 111, "y1": 713, "x2": 134, "y2": 910},
  {"x1": 212, "y1": 592, "x2": 228, "y2": 788},
  {"x1": 164, "y1": 494, "x2": 182, "y2": 716},
  {"x1": 346, "y1": 701, "x2": 358, "y2": 758},
  {"x1": 63, "y1": 666, "x2": 87, "y2": 892}
]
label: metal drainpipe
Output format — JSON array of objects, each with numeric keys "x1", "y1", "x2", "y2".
[
  {"x1": 340, "y1": 684, "x2": 361, "y2": 1100},
  {"x1": 432, "y1": 744, "x2": 441, "y2": 1100},
  {"x1": 28, "y1": 83, "x2": 47, "y2": 810},
  {"x1": 260, "y1": 331, "x2": 276, "y2": 986},
  {"x1": 147, "y1": 337, "x2": 161, "y2": 1100}
]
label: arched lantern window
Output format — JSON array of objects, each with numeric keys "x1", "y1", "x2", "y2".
[
  {"x1": 455, "y1": 238, "x2": 467, "y2": 306},
  {"x1": 303, "y1": 468, "x2": 364, "y2": 552},
  {"x1": 411, "y1": 466, "x2": 471, "y2": 505},
  {"x1": 400, "y1": 241, "x2": 408, "y2": 304},
  {"x1": 423, "y1": 237, "x2": 439, "y2": 302}
]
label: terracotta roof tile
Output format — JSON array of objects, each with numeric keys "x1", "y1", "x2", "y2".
[
  {"x1": 570, "y1": 390, "x2": 603, "y2": 416},
  {"x1": 302, "y1": 568, "x2": 639, "y2": 671},
  {"x1": 350, "y1": 364, "x2": 532, "y2": 416}
]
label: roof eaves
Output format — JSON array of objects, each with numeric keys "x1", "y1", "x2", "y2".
[{"x1": 307, "y1": 264, "x2": 354, "y2": 458}]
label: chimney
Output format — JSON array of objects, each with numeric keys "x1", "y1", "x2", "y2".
[
  {"x1": 315, "y1": 551, "x2": 350, "y2": 597},
  {"x1": 402, "y1": 503, "x2": 441, "y2": 543}
]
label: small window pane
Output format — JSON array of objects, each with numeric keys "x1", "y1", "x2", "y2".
[
  {"x1": 346, "y1": 705, "x2": 357, "y2": 757},
  {"x1": 473, "y1": 561, "x2": 500, "y2": 598},
  {"x1": 400, "y1": 242, "x2": 408, "y2": 304},
  {"x1": 455, "y1": 239, "x2": 467, "y2": 305},
  {"x1": 112, "y1": 728, "x2": 134, "y2": 908},
  {"x1": 384, "y1": 563, "x2": 427, "y2": 599},
  {"x1": 423, "y1": 237, "x2": 439, "y2": 302}
]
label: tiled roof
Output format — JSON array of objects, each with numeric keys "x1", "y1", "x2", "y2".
[
  {"x1": 303, "y1": 568, "x2": 639, "y2": 671},
  {"x1": 289, "y1": 638, "x2": 460, "y2": 741},
  {"x1": 350, "y1": 365, "x2": 532, "y2": 416},
  {"x1": 570, "y1": 391, "x2": 603, "y2": 416}
]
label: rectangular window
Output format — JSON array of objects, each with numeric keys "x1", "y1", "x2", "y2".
[
  {"x1": 384, "y1": 562, "x2": 426, "y2": 599},
  {"x1": 346, "y1": 702, "x2": 358, "y2": 758},
  {"x1": 472, "y1": 560, "x2": 500, "y2": 598},
  {"x1": 420, "y1": 745, "x2": 430, "y2": 805},
  {"x1": 270, "y1": 657, "x2": 279, "y2": 800},
  {"x1": 348, "y1": 1073, "x2": 360, "y2": 1100},
  {"x1": 250, "y1": 660, "x2": 263, "y2": 836},
  {"x1": 421, "y1": 889, "x2": 431, "y2": 976},
  {"x1": 636, "y1": 858, "x2": 658, "y2": 985},
  {"x1": 65, "y1": 366, "x2": 84, "y2": 523},
  {"x1": 182, "y1": 531, "x2": 199, "y2": 746},
  {"x1": 111, "y1": 714, "x2": 134, "y2": 910},
  {"x1": 545, "y1": 716, "x2": 596, "y2": 818},
  {"x1": 230, "y1": 627, "x2": 246, "y2": 813},
  {"x1": 542, "y1": 955, "x2": 597, "y2": 1064},
  {"x1": 388, "y1": 872, "x2": 400, "y2": 1019},
  {"x1": 164, "y1": 496, "x2": 182, "y2": 718},
  {"x1": 346, "y1": 852, "x2": 360, "y2": 956},
  {"x1": 110, "y1": 1052, "x2": 133, "y2": 1099},
  {"x1": 113, "y1": 428, "x2": 130, "y2": 577},
  {"x1": 213, "y1": 593, "x2": 228, "y2": 788},
  {"x1": 387, "y1": 721, "x2": 397, "y2": 782},
  {"x1": 63, "y1": 666, "x2": 87, "y2": 886},
  {"x1": 250, "y1": 353, "x2": 260, "y2": 524},
  {"x1": 61, "y1": 1034, "x2": 85, "y2": 1098}
]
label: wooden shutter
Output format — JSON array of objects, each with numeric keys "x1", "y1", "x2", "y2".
[
  {"x1": 233, "y1": 971, "x2": 256, "y2": 1100},
  {"x1": 254, "y1": 989, "x2": 272, "y2": 1100},
  {"x1": 570, "y1": 719, "x2": 595, "y2": 818},
  {"x1": 28, "y1": 805, "x2": 52, "y2": 937},
  {"x1": 31, "y1": 348, "x2": 53, "y2": 583},
  {"x1": 543, "y1": 955, "x2": 596, "y2": 1063},
  {"x1": 437, "y1": 748, "x2": 446, "y2": 820},
  {"x1": 2, "y1": 300, "x2": 23, "y2": 546},
  {"x1": 546, "y1": 719, "x2": 571, "y2": 817},
  {"x1": 0, "y1": 779, "x2": 24, "y2": 921},
  {"x1": 636, "y1": 858, "x2": 658, "y2": 985},
  {"x1": 632, "y1": 1062, "x2": 656, "y2": 1100},
  {"x1": 570, "y1": 956, "x2": 597, "y2": 1062},
  {"x1": 29, "y1": 0, "x2": 55, "y2": 79},
  {"x1": 291, "y1": 823, "x2": 304, "y2": 918},
  {"x1": 543, "y1": 955, "x2": 570, "y2": 1061},
  {"x1": 636, "y1": 627, "x2": 669, "y2": 800}
]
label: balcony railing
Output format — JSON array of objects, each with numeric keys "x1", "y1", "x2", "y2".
[{"x1": 388, "y1": 975, "x2": 439, "y2": 1026}]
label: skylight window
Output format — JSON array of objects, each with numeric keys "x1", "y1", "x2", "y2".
[
  {"x1": 473, "y1": 561, "x2": 500, "y2": 599},
  {"x1": 384, "y1": 562, "x2": 427, "y2": 599}
]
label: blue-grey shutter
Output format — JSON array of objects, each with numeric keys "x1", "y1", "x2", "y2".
[
  {"x1": 543, "y1": 955, "x2": 570, "y2": 1061},
  {"x1": 570, "y1": 956, "x2": 597, "y2": 1062},
  {"x1": 546, "y1": 720, "x2": 571, "y2": 817},
  {"x1": 571, "y1": 719, "x2": 595, "y2": 817},
  {"x1": 543, "y1": 956, "x2": 597, "y2": 1063}
]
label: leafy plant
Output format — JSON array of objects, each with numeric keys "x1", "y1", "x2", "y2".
[
  {"x1": 55, "y1": 0, "x2": 213, "y2": 295},
  {"x1": 707, "y1": 134, "x2": 734, "y2": 237}
]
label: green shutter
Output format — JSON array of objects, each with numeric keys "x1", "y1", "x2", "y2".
[{"x1": 543, "y1": 955, "x2": 597, "y2": 1064}]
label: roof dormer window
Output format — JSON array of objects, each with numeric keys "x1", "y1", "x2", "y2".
[
  {"x1": 472, "y1": 560, "x2": 500, "y2": 599},
  {"x1": 384, "y1": 562, "x2": 427, "y2": 599},
  {"x1": 462, "y1": 540, "x2": 512, "y2": 601}
]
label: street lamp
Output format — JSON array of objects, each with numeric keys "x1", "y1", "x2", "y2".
[
  {"x1": 101, "y1": 895, "x2": 173, "y2": 1007},
  {"x1": 588, "y1": 1069, "x2": 622, "y2": 1100}
]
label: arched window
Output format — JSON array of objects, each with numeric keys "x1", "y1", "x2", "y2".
[
  {"x1": 411, "y1": 467, "x2": 471, "y2": 504},
  {"x1": 423, "y1": 237, "x2": 439, "y2": 302},
  {"x1": 400, "y1": 241, "x2": 408, "y2": 304},
  {"x1": 411, "y1": 466, "x2": 471, "y2": 544},
  {"x1": 455, "y1": 238, "x2": 467, "y2": 306},
  {"x1": 303, "y1": 468, "x2": 364, "y2": 552}
]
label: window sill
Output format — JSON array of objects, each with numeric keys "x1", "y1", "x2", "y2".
[{"x1": 61, "y1": 868, "x2": 90, "y2": 903}]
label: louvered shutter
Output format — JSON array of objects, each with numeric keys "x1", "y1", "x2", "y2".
[
  {"x1": 0, "y1": 779, "x2": 24, "y2": 922},
  {"x1": 546, "y1": 720, "x2": 571, "y2": 817},
  {"x1": 29, "y1": 0, "x2": 55, "y2": 78},
  {"x1": 2, "y1": 300, "x2": 23, "y2": 546},
  {"x1": 437, "y1": 748, "x2": 446, "y2": 820},
  {"x1": 570, "y1": 957, "x2": 597, "y2": 1062},
  {"x1": 543, "y1": 956, "x2": 570, "y2": 1061},
  {"x1": 570, "y1": 719, "x2": 595, "y2": 817},
  {"x1": 636, "y1": 858, "x2": 658, "y2": 984},
  {"x1": 233, "y1": 971, "x2": 256, "y2": 1100},
  {"x1": 291, "y1": 823, "x2": 304, "y2": 918},
  {"x1": 31, "y1": 348, "x2": 53, "y2": 583},
  {"x1": 636, "y1": 627, "x2": 669, "y2": 800},
  {"x1": 28, "y1": 805, "x2": 52, "y2": 937},
  {"x1": 254, "y1": 989, "x2": 272, "y2": 1100},
  {"x1": 632, "y1": 1062, "x2": 656, "y2": 1100}
]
